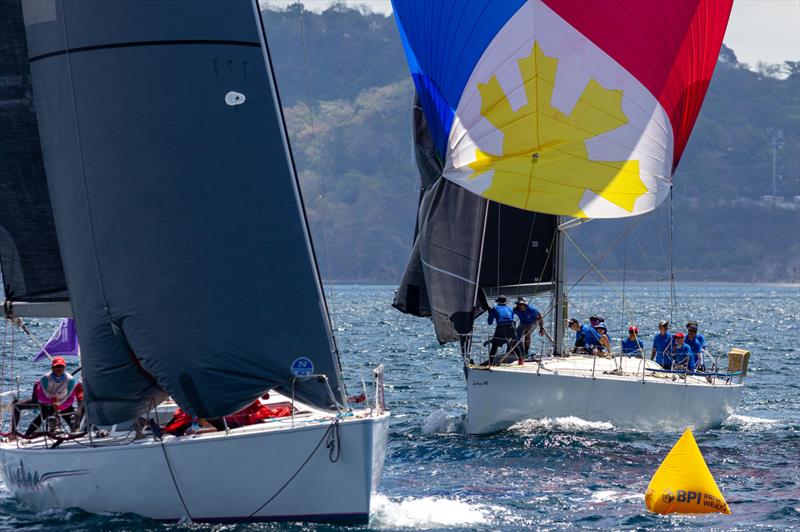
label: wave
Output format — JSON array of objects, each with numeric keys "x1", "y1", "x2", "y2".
[
  {"x1": 589, "y1": 490, "x2": 641, "y2": 504},
  {"x1": 421, "y1": 410, "x2": 466, "y2": 435},
  {"x1": 510, "y1": 416, "x2": 615, "y2": 433},
  {"x1": 722, "y1": 414, "x2": 780, "y2": 431},
  {"x1": 370, "y1": 494, "x2": 494, "y2": 529}
]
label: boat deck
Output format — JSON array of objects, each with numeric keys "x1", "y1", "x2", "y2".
[{"x1": 470, "y1": 353, "x2": 744, "y2": 388}]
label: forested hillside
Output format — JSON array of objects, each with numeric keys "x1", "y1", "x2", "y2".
[{"x1": 264, "y1": 3, "x2": 800, "y2": 283}]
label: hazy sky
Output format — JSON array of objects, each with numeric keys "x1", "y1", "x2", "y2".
[{"x1": 263, "y1": 0, "x2": 800, "y2": 67}]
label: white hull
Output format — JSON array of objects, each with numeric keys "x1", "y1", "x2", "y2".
[
  {"x1": 0, "y1": 407, "x2": 389, "y2": 523},
  {"x1": 466, "y1": 355, "x2": 744, "y2": 435}
]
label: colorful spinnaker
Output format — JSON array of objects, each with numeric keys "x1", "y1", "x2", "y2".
[{"x1": 392, "y1": 0, "x2": 732, "y2": 218}]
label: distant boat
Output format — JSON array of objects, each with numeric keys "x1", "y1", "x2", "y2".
[
  {"x1": 0, "y1": 0, "x2": 387, "y2": 523},
  {"x1": 391, "y1": 0, "x2": 745, "y2": 434}
]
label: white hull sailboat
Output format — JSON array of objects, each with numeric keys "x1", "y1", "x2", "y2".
[
  {"x1": 390, "y1": 0, "x2": 744, "y2": 436},
  {"x1": 1, "y1": 393, "x2": 388, "y2": 523},
  {"x1": 466, "y1": 355, "x2": 744, "y2": 435},
  {"x1": 0, "y1": 0, "x2": 389, "y2": 523}
]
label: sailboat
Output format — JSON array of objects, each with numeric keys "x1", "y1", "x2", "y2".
[
  {"x1": 391, "y1": 0, "x2": 747, "y2": 434},
  {"x1": 0, "y1": 0, "x2": 388, "y2": 523}
]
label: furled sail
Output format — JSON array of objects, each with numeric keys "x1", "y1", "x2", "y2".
[
  {"x1": 21, "y1": 0, "x2": 345, "y2": 424},
  {"x1": 393, "y1": 95, "x2": 556, "y2": 343},
  {"x1": 0, "y1": 0, "x2": 68, "y2": 313},
  {"x1": 391, "y1": 0, "x2": 732, "y2": 218}
]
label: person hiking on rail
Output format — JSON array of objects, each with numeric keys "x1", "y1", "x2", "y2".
[{"x1": 488, "y1": 296, "x2": 516, "y2": 365}]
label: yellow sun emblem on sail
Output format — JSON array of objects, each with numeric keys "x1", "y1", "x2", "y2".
[{"x1": 468, "y1": 42, "x2": 646, "y2": 217}]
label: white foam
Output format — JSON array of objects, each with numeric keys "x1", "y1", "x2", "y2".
[
  {"x1": 421, "y1": 410, "x2": 464, "y2": 435},
  {"x1": 370, "y1": 494, "x2": 493, "y2": 529},
  {"x1": 589, "y1": 490, "x2": 641, "y2": 503},
  {"x1": 510, "y1": 416, "x2": 615, "y2": 433},
  {"x1": 723, "y1": 414, "x2": 779, "y2": 431}
]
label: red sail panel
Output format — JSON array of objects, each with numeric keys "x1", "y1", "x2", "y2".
[{"x1": 543, "y1": 0, "x2": 733, "y2": 171}]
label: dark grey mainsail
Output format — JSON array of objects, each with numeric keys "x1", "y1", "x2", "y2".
[
  {"x1": 21, "y1": 0, "x2": 345, "y2": 424},
  {"x1": 0, "y1": 0, "x2": 68, "y2": 310},
  {"x1": 394, "y1": 94, "x2": 557, "y2": 344}
]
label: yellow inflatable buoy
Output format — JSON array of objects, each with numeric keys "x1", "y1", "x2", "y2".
[{"x1": 645, "y1": 428, "x2": 730, "y2": 515}]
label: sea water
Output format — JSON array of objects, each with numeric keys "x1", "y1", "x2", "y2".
[{"x1": 0, "y1": 283, "x2": 797, "y2": 530}]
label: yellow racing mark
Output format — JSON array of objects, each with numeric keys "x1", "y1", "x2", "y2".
[{"x1": 468, "y1": 42, "x2": 645, "y2": 217}]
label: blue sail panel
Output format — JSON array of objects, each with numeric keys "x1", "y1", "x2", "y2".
[{"x1": 391, "y1": 0, "x2": 525, "y2": 159}]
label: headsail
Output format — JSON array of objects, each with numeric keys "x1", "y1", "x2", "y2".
[
  {"x1": 21, "y1": 0, "x2": 345, "y2": 423},
  {"x1": 392, "y1": 0, "x2": 733, "y2": 218},
  {"x1": 0, "y1": 0, "x2": 68, "y2": 314},
  {"x1": 393, "y1": 94, "x2": 556, "y2": 343}
]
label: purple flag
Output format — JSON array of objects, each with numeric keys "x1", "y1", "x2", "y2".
[{"x1": 34, "y1": 319, "x2": 79, "y2": 362}]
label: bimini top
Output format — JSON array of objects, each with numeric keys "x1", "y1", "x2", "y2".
[{"x1": 391, "y1": 0, "x2": 732, "y2": 218}]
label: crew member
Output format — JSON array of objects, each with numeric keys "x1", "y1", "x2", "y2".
[
  {"x1": 589, "y1": 315, "x2": 605, "y2": 327},
  {"x1": 685, "y1": 321, "x2": 706, "y2": 369},
  {"x1": 568, "y1": 317, "x2": 602, "y2": 352},
  {"x1": 12, "y1": 356, "x2": 78, "y2": 437},
  {"x1": 513, "y1": 296, "x2": 544, "y2": 357},
  {"x1": 651, "y1": 320, "x2": 673, "y2": 368},
  {"x1": 488, "y1": 296, "x2": 516, "y2": 365},
  {"x1": 595, "y1": 322, "x2": 612, "y2": 353},
  {"x1": 672, "y1": 332, "x2": 697, "y2": 372},
  {"x1": 621, "y1": 326, "x2": 644, "y2": 356}
]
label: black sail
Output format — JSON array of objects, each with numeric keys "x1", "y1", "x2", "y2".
[
  {"x1": 394, "y1": 93, "x2": 557, "y2": 343},
  {"x1": 22, "y1": 0, "x2": 345, "y2": 424},
  {"x1": 0, "y1": 0, "x2": 67, "y2": 306}
]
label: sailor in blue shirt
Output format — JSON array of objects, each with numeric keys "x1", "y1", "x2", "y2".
[
  {"x1": 671, "y1": 332, "x2": 697, "y2": 371},
  {"x1": 568, "y1": 318, "x2": 602, "y2": 352},
  {"x1": 685, "y1": 321, "x2": 706, "y2": 369},
  {"x1": 488, "y1": 296, "x2": 517, "y2": 365},
  {"x1": 594, "y1": 322, "x2": 612, "y2": 353},
  {"x1": 621, "y1": 326, "x2": 644, "y2": 356},
  {"x1": 513, "y1": 297, "x2": 544, "y2": 356},
  {"x1": 651, "y1": 320, "x2": 673, "y2": 368}
]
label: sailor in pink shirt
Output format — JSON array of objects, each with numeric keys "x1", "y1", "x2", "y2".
[
  {"x1": 36, "y1": 356, "x2": 78, "y2": 409},
  {"x1": 12, "y1": 357, "x2": 78, "y2": 437}
]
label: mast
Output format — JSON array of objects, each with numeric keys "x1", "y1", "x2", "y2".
[{"x1": 553, "y1": 216, "x2": 568, "y2": 355}]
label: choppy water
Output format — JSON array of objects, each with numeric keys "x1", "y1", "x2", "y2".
[{"x1": 1, "y1": 283, "x2": 798, "y2": 530}]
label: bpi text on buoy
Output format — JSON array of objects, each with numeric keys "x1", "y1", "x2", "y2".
[{"x1": 645, "y1": 428, "x2": 730, "y2": 515}]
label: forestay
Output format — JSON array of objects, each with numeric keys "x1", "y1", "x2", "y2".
[
  {"x1": 20, "y1": 0, "x2": 345, "y2": 424},
  {"x1": 391, "y1": 0, "x2": 732, "y2": 218}
]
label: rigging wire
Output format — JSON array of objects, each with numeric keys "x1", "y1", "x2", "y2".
[
  {"x1": 669, "y1": 187, "x2": 677, "y2": 323},
  {"x1": 567, "y1": 218, "x2": 643, "y2": 292},
  {"x1": 562, "y1": 230, "x2": 632, "y2": 310},
  {"x1": 244, "y1": 417, "x2": 342, "y2": 520}
]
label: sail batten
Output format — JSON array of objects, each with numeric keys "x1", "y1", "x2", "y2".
[{"x1": 20, "y1": 0, "x2": 345, "y2": 424}]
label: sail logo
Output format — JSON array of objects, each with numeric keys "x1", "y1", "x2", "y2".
[
  {"x1": 291, "y1": 357, "x2": 315, "y2": 377},
  {"x1": 468, "y1": 42, "x2": 645, "y2": 217}
]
